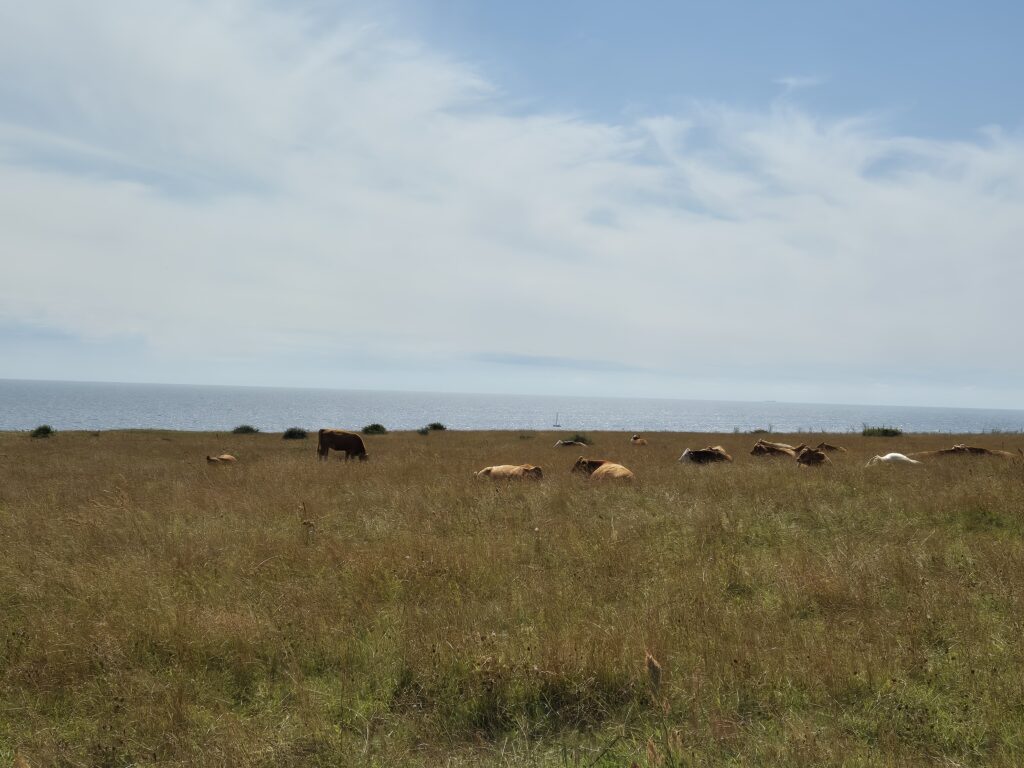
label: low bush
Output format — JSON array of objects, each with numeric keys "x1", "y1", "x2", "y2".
[
  {"x1": 362, "y1": 423, "x2": 388, "y2": 435},
  {"x1": 427, "y1": 422, "x2": 447, "y2": 431},
  {"x1": 30, "y1": 424, "x2": 55, "y2": 438},
  {"x1": 232, "y1": 425, "x2": 260, "y2": 434},
  {"x1": 282, "y1": 427, "x2": 307, "y2": 440},
  {"x1": 862, "y1": 425, "x2": 902, "y2": 437},
  {"x1": 416, "y1": 426, "x2": 430, "y2": 436}
]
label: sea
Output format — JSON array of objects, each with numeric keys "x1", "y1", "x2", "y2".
[{"x1": 1, "y1": 379, "x2": 1022, "y2": 434}]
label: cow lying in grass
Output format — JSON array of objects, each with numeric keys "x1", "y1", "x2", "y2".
[
  {"x1": 866, "y1": 453, "x2": 921, "y2": 466},
  {"x1": 474, "y1": 464, "x2": 543, "y2": 480},
  {"x1": 571, "y1": 457, "x2": 635, "y2": 481},
  {"x1": 678, "y1": 446, "x2": 733, "y2": 464},
  {"x1": 206, "y1": 454, "x2": 237, "y2": 464}
]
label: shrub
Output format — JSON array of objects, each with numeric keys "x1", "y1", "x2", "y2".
[
  {"x1": 232, "y1": 425, "x2": 260, "y2": 434},
  {"x1": 362, "y1": 423, "x2": 388, "y2": 435},
  {"x1": 427, "y1": 422, "x2": 447, "y2": 431},
  {"x1": 862, "y1": 425, "x2": 902, "y2": 437},
  {"x1": 30, "y1": 424, "x2": 55, "y2": 438},
  {"x1": 416, "y1": 426, "x2": 430, "y2": 436},
  {"x1": 750, "y1": 426, "x2": 773, "y2": 434},
  {"x1": 282, "y1": 427, "x2": 307, "y2": 440}
]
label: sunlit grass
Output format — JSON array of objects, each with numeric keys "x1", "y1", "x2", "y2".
[{"x1": 2, "y1": 429, "x2": 1023, "y2": 766}]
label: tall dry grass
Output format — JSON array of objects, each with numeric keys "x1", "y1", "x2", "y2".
[{"x1": 1, "y1": 429, "x2": 1023, "y2": 766}]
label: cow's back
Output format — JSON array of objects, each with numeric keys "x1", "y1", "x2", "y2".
[{"x1": 591, "y1": 462, "x2": 634, "y2": 480}]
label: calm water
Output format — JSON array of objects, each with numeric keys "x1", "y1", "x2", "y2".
[{"x1": 1, "y1": 379, "x2": 1022, "y2": 434}]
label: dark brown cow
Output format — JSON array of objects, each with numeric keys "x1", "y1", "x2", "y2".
[
  {"x1": 678, "y1": 446, "x2": 733, "y2": 464},
  {"x1": 796, "y1": 447, "x2": 831, "y2": 467},
  {"x1": 750, "y1": 439, "x2": 797, "y2": 458},
  {"x1": 317, "y1": 429, "x2": 368, "y2": 461}
]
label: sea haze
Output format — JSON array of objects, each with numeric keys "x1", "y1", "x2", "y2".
[{"x1": 1, "y1": 379, "x2": 1022, "y2": 434}]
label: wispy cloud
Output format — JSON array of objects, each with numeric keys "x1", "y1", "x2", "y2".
[
  {"x1": 0, "y1": 2, "x2": 1022, "y2": 406},
  {"x1": 774, "y1": 75, "x2": 826, "y2": 93}
]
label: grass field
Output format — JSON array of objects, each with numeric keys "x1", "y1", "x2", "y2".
[{"x1": 2, "y1": 429, "x2": 1024, "y2": 766}]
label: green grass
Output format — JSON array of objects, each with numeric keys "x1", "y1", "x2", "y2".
[
  {"x1": 862, "y1": 425, "x2": 903, "y2": 437},
  {"x1": 2, "y1": 429, "x2": 1024, "y2": 766}
]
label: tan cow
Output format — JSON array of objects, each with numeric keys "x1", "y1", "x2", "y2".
[
  {"x1": 206, "y1": 454, "x2": 237, "y2": 464},
  {"x1": 630, "y1": 434, "x2": 649, "y2": 446},
  {"x1": 474, "y1": 464, "x2": 543, "y2": 480},
  {"x1": 750, "y1": 439, "x2": 797, "y2": 458},
  {"x1": 571, "y1": 457, "x2": 635, "y2": 481}
]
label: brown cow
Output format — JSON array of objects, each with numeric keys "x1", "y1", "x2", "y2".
[
  {"x1": 908, "y1": 444, "x2": 1018, "y2": 460},
  {"x1": 750, "y1": 439, "x2": 797, "y2": 458},
  {"x1": 678, "y1": 446, "x2": 733, "y2": 464},
  {"x1": 630, "y1": 434, "x2": 648, "y2": 446},
  {"x1": 571, "y1": 457, "x2": 635, "y2": 480},
  {"x1": 474, "y1": 464, "x2": 543, "y2": 480},
  {"x1": 317, "y1": 429, "x2": 369, "y2": 461},
  {"x1": 206, "y1": 454, "x2": 237, "y2": 464},
  {"x1": 553, "y1": 440, "x2": 588, "y2": 447},
  {"x1": 795, "y1": 447, "x2": 831, "y2": 467},
  {"x1": 816, "y1": 442, "x2": 847, "y2": 453}
]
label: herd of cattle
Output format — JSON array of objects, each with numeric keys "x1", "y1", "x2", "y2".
[{"x1": 207, "y1": 429, "x2": 1022, "y2": 482}]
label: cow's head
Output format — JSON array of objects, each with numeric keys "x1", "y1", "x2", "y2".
[
  {"x1": 678, "y1": 449, "x2": 692, "y2": 462},
  {"x1": 524, "y1": 465, "x2": 543, "y2": 480}
]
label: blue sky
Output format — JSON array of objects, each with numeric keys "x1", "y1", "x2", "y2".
[{"x1": 1, "y1": 1, "x2": 1023, "y2": 408}]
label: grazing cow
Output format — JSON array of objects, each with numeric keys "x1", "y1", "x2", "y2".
[
  {"x1": 206, "y1": 454, "x2": 237, "y2": 464},
  {"x1": 795, "y1": 447, "x2": 831, "y2": 467},
  {"x1": 866, "y1": 453, "x2": 922, "y2": 466},
  {"x1": 571, "y1": 457, "x2": 635, "y2": 481},
  {"x1": 750, "y1": 439, "x2": 797, "y2": 458},
  {"x1": 474, "y1": 464, "x2": 543, "y2": 480},
  {"x1": 553, "y1": 440, "x2": 588, "y2": 447},
  {"x1": 630, "y1": 434, "x2": 648, "y2": 446},
  {"x1": 678, "y1": 446, "x2": 733, "y2": 464},
  {"x1": 816, "y1": 442, "x2": 847, "y2": 453},
  {"x1": 909, "y1": 444, "x2": 1018, "y2": 460},
  {"x1": 317, "y1": 429, "x2": 369, "y2": 461}
]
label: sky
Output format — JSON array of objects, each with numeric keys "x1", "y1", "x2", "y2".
[{"x1": 1, "y1": 0, "x2": 1023, "y2": 408}]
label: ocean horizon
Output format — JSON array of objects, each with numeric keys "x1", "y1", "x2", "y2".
[{"x1": 1, "y1": 378, "x2": 1022, "y2": 434}]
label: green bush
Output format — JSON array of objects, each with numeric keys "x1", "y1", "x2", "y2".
[
  {"x1": 416, "y1": 426, "x2": 430, "y2": 436},
  {"x1": 362, "y1": 423, "x2": 388, "y2": 435},
  {"x1": 862, "y1": 425, "x2": 902, "y2": 437},
  {"x1": 30, "y1": 424, "x2": 55, "y2": 439},
  {"x1": 232, "y1": 425, "x2": 260, "y2": 434},
  {"x1": 427, "y1": 422, "x2": 447, "y2": 431},
  {"x1": 282, "y1": 427, "x2": 307, "y2": 440}
]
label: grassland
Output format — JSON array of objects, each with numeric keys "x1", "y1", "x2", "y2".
[{"x1": 2, "y1": 429, "x2": 1024, "y2": 766}]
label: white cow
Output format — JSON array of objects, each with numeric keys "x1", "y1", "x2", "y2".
[{"x1": 866, "y1": 453, "x2": 921, "y2": 467}]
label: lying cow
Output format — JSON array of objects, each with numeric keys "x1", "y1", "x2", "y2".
[
  {"x1": 750, "y1": 439, "x2": 797, "y2": 458},
  {"x1": 571, "y1": 457, "x2": 635, "y2": 481},
  {"x1": 795, "y1": 447, "x2": 831, "y2": 467},
  {"x1": 554, "y1": 440, "x2": 588, "y2": 447},
  {"x1": 866, "y1": 452, "x2": 921, "y2": 466},
  {"x1": 816, "y1": 442, "x2": 847, "y2": 453},
  {"x1": 630, "y1": 434, "x2": 648, "y2": 446},
  {"x1": 909, "y1": 444, "x2": 1018, "y2": 460},
  {"x1": 317, "y1": 429, "x2": 369, "y2": 461},
  {"x1": 678, "y1": 446, "x2": 733, "y2": 464},
  {"x1": 474, "y1": 464, "x2": 543, "y2": 480},
  {"x1": 206, "y1": 454, "x2": 237, "y2": 464}
]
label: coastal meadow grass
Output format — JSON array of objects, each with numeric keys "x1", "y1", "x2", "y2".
[{"x1": 2, "y1": 430, "x2": 1023, "y2": 765}]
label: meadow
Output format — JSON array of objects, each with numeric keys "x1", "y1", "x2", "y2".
[{"x1": 2, "y1": 428, "x2": 1023, "y2": 766}]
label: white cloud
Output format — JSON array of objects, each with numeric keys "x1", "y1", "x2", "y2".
[{"x1": 0, "y1": 1, "x2": 1022, "y2": 406}]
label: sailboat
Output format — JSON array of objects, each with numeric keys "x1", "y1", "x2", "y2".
[{"x1": 553, "y1": 412, "x2": 561, "y2": 427}]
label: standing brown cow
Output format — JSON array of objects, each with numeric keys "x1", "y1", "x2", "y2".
[{"x1": 317, "y1": 429, "x2": 369, "y2": 461}]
